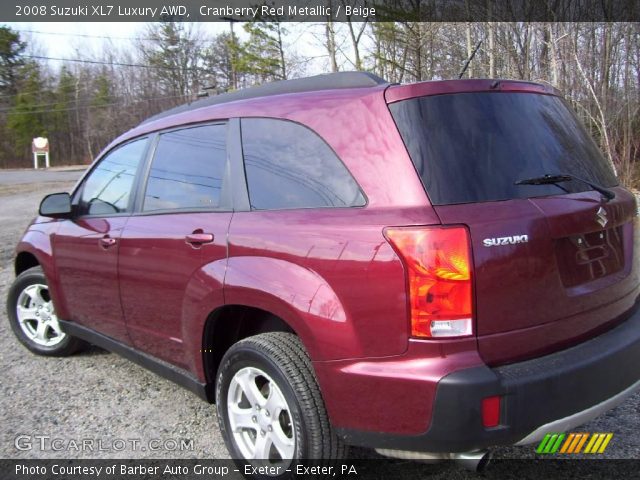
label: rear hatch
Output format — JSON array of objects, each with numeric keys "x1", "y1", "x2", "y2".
[{"x1": 388, "y1": 82, "x2": 640, "y2": 365}]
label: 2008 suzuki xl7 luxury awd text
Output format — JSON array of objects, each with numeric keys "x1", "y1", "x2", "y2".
[{"x1": 7, "y1": 72, "x2": 640, "y2": 473}]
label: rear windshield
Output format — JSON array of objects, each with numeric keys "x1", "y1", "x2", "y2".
[{"x1": 389, "y1": 92, "x2": 618, "y2": 205}]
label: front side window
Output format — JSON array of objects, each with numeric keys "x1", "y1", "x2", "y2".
[
  {"x1": 143, "y1": 124, "x2": 227, "y2": 212},
  {"x1": 78, "y1": 138, "x2": 147, "y2": 216},
  {"x1": 240, "y1": 118, "x2": 365, "y2": 210}
]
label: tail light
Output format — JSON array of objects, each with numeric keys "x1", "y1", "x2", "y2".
[{"x1": 384, "y1": 226, "x2": 473, "y2": 338}]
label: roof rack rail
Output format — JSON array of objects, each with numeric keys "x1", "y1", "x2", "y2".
[{"x1": 142, "y1": 71, "x2": 388, "y2": 124}]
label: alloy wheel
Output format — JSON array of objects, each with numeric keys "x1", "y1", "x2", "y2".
[
  {"x1": 227, "y1": 366, "x2": 295, "y2": 465},
  {"x1": 16, "y1": 284, "x2": 65, "y2": 347}
]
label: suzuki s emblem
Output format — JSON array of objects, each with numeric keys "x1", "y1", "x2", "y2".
[{"x1": 596, "y1": 207, "x2": 608, "y2": 228}]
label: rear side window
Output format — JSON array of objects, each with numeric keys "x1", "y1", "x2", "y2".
[
  {"x1": 389, "y1": 93, "x2": 618, "y2": 205},
  {"x1": 79, "y1": 137, "x2": 147, "y2": 216},
  {"x1": 143, "y1": 124, "x2": 226, "y2": 211},
  {"x1": 240, "y1": 118, "x2": 365, "y2": 210}
]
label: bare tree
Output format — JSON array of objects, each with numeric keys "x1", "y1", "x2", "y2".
[
  {"x1": 342, "y1": 0, "x2": 368, "y2": 70},
  {"x1": 325, "y1": 1, "x2": 339, "y2": 73}
]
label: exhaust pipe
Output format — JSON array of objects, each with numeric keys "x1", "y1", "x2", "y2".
[
  {"x1": 451, "y1": 450, "x2": 492, "y2": 472},
  {"x1": 375, "y1": 448, "x2": 492, "y2": 473}
]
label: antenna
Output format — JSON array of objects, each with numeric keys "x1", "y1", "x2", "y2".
[{"x1": 458, "y1": 40, "x2": 483, "y2": 79}]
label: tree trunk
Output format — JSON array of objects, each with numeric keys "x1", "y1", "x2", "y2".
[
  {"x1": 487, "y1": 3, "x2": 495, "y2": 77},
  {"x1": 325, "y1": 19, "x2": 338, "y2": 72}
]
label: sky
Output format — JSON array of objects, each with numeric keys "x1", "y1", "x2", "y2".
[
  {"x1": 6, "y1": 22, "x2": 333, "y2": 76},
  {"x1": 10, "y1": 22, "x2": 175, "y2": 54}
]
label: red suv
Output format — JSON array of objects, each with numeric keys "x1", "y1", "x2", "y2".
[{"x1": 7, "y1": 72, "x2": 640, "y2": 472}]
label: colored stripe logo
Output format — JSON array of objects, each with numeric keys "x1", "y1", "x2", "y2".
[{"x1": 536, "y1": 433, "x2": 613, "y2": 454}]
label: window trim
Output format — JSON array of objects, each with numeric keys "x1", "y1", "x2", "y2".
[
  {"x1": 71, "y1": 136, "x2": 151, "y2": 219},
  {"x1": 238, "y1": 116, "x2": 368, "y2": 212},
  {"x1": 134, "y1": 121, "x2": 233, "y2": 216},
  {"x1": 227, "y1": 118, "x2": 251, "y2": 212}
]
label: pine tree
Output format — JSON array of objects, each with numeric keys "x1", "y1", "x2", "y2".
[
  {"x1": 86, "y1": 72, "x2": 115, "y2": 157},
  {"x1": 51, "y1": 66, "x2": 77, "y2": 160},
  {"x1": 237, "y1": 22, "x2": 288, "y2": 85},
  {"x1": 7, "y1": 62, "x2": 47, "y2": 157},
  {"x1": 0, "y1": 26, "x2": 26, "y2": 98},
  {"x1": 141, "y1": 22, "x2": 203, "y2": 98},
  {"x1": 202, "y1": 32, "x2": 237, "y2": 92}
]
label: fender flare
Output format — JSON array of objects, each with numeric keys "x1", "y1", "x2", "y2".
[
  {"x1": 222, "y1": 256, "x2": 357, "y2": 361},
  {"x1": 14, "y1": 231, "x2": 66, "y2": 314},
  {"x1": 181, "y1": 254, "x2": 359, "y2": 377}
]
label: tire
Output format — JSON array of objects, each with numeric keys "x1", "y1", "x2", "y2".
[
  {"x1": 6, "y1": 266, "x2": 86, "y2": 356},
  {"x1": 216, "y1": 332, "x2": 346, "y2": 478}
]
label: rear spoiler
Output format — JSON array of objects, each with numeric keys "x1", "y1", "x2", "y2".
[{"x1": 385, "y1": 79, "x2": 559, "y2": 104}]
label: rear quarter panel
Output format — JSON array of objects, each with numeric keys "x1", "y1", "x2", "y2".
[{"x1": 226, "y1": 207, "x2": 439, "y2": 361}]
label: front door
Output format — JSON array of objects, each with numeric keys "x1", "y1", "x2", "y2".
[{"x1": 53, "y1": 137, "x2": 149, "y2": 343}]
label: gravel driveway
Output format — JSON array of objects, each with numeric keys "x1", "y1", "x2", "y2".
[{"x1": 0, "y1": 180, "x2": 638, "y2": 478}]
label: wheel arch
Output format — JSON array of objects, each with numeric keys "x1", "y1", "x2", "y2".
[
  {"x1": 15, "y1": 250, "x2": 40, "y2": 276},
  {"x1": 202, "y1": 305, "x2": 296, "y2": 387},
  {"x1": 182, "y1": 256, "x2": 358, "y2": 391},
  {"x1": 13, "y1": 239, "x2": 66, "y2": 317}
]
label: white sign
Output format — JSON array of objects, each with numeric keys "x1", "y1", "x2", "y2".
[{"x1": 32, "y1": 137, "x2": 50, "y2": 169}]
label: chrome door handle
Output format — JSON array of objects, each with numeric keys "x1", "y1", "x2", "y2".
[
  {"x1": 99, "y1": 236, "x2": 117, "y2": 249},
  {"x1": 185, "y1": 232, "x2": 214, "y2": 246}
]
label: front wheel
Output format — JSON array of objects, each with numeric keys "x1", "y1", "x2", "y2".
[
  {"x1": 6, "y1": 266, "x2": 85, "y2": 356},
  {"x1": 216, "y1": 332, "x2": 346, "y2": 476}
]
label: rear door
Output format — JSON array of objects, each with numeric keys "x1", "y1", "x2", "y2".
[
  {"x1": 118, "y1": 124, "x2": 232, "y2": 367},
  {"x1": 389, "y1": 91, "x2": 640, "y2": 365}
]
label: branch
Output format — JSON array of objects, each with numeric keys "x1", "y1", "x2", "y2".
[{"x1": 573, "y1": 46, "x2": 616, "y2": 173}]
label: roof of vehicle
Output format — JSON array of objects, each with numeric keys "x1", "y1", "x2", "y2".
[
  {"x1": 142, "y1": 71, "x2": 389, "y2": 125},
  {"x1": 125, "y1": 75, "x2": 560, "y2": 147}
]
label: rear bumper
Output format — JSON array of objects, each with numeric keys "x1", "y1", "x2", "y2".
[{"x1": 329, "y1": 304, "x2": 640, "y2": 453}]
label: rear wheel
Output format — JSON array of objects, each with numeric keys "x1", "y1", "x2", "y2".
[
  {"x1": 216, "y1": 332, "x2": 346, "y2": 477},
  {"x1": 6, "y1": 266, "x2": 85, "y2": 356}
]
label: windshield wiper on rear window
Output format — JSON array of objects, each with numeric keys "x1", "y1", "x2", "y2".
[{"x1": 515, "y1": 173, "x2": 615, "y2": 201}]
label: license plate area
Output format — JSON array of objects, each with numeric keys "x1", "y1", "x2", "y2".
[{"x1": 555, "y1": 226, "x2": 624, "y2": 287}]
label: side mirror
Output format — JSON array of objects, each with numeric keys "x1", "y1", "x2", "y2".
[{"x1": 39, "y1": 192, "x2": 72, "y2": 218}]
